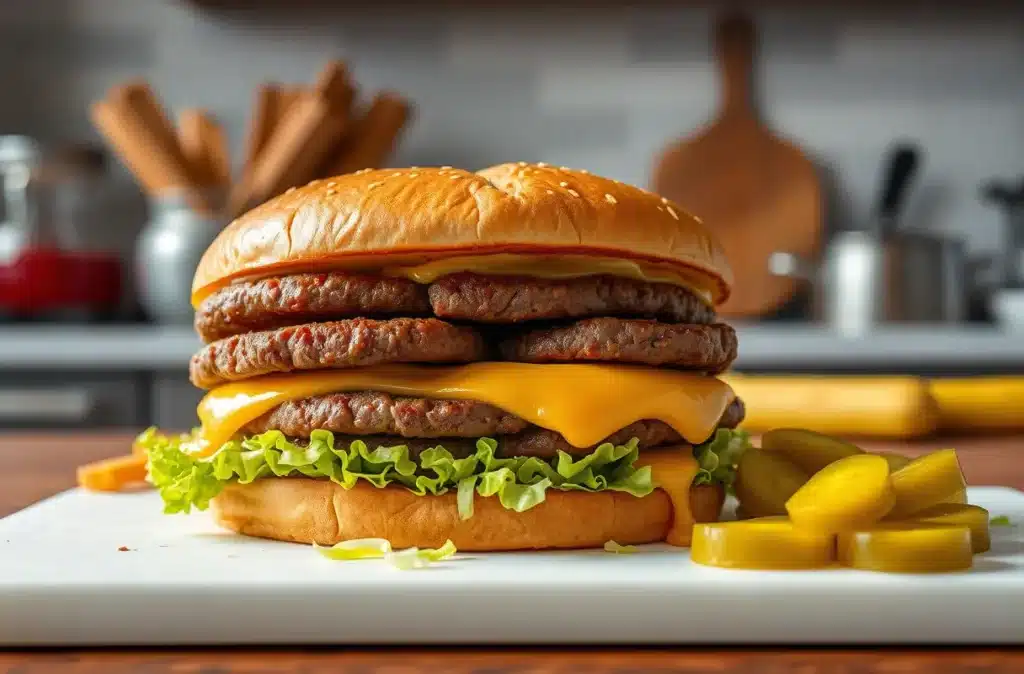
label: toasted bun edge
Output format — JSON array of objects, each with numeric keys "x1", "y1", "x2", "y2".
[{"x1": 211, "y1": 479, "x2": 725, "y2": 551}]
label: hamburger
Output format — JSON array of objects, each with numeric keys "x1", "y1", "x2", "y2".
[{"x1": 141, "y1": 163, "x2": 749, "y2": 551}]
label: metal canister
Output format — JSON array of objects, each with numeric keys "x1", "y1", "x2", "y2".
[{"x1": 134, "y1": 191, "x2": 222, "y2": 324}]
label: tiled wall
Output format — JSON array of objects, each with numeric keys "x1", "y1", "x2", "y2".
[{"x1": 2, "y1": 1, "x2": 1023, "y2": 258}]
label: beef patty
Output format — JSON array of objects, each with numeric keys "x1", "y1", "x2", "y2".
[
  {"x1": 243, "y1": 392, "x2": 745, "y2": 458},
  {"x1": 195, "y1": 272, "x2": 431, "y2": 342},
  {"x1": 500, "y1": 317, "x2": 737, "y2": 373},
  {"x1": 246, "y1": 392, "x2": 529, "y2": 438},
  {"x1": 195, "y1": 271, "x2": 715, "y2": 341},
  {"x1": 428, "y1": 272, "x2": 716, "y2": 324},
  {"x1": 189, "y1": 318, "x2": 487, "y2": 389}
]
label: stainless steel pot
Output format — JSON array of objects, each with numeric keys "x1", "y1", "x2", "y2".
[{"x1": 770, "y1": 230, "x2": 976, "y2": 336}]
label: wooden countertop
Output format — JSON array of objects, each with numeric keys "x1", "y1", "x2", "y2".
[{"x1": 2, "y1": 431, "x2": 1023, "y2": 673}]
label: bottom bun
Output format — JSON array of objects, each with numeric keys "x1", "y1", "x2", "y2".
[{"x1": 211, "y1": 479, "x2": 725, "y2": 551}]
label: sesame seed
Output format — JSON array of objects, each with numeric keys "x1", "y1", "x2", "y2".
[
  {"x1": 559, "y1": 181, "x2": 569, "y2": 187},
  {"x1": 657, "y1": 206, "x2": 665, "y2": 212},
  {"x1": 560, "y1": 166, "x2": 570, "y2": 171},
  {"x1": 546, "y1": 189, "x2": 554, "y2": 195},
  {"x1": 441, "y1": 165, "x2": 453, "y2": 170},
  {"x1": 392, "y1": 172, "x2": 402, "y2": 177},
  {"x1": 328, "y1": 181, "x2": 338, "y2": 187},
  {"x1": 579, "y1": 169, "x2": 589, "y2": 174},
  {"x1": 537, "y1": 162, "x2": 548, "y2": 167},
  {"x1": 518, "y1": 161, "x2": 527, "y2": 167},
  {"x1": 568, "y1": 189, "x2": 580, "y2": 198},
  {"x1": 285, "y1": 187, "x2": 296, "y2": 194},
  {"x1": 661, "y1": 196, "x2": 669, "y2": 204},
  {"x1": 367, "y1": 181, "x2": 382, "y2": 189},
  {"x1": 410, "y1": 166, "x2": 420, "y2": 170},
  {"x1": 449, "y1": 175, "x2": 459, "y2": 180},
  {"x1": 326, "y1": 188, "x2": 337, "y2": 196},
  {"x1": 410, "y1": 172, "x2": 420, "y2": 178},
  {"x1": 666, "y1": 206, "x2": 679, "y2": 220},
  {"x1": 605, "y1": 194, "x2": 617, "y2": 204}
]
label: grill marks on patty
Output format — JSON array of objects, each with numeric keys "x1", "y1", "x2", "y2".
[
  {"x1": 195, "y1": 273, "x2": 431, "y2": 342},
  {"x1": 245, "y1": 395, "x2": 746, "y2": 458},
  {"x1": 195, "y1": 271, "x2": 716, "y2": 342},
  {"x1": 501, "y1": 317, "x2": 738, "y2": 373},
  {"x1": 189, "y1": 318, "x2": 487, "y2": 389}
]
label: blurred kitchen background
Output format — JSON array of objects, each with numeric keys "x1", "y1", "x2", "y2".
[{"x1": 1, "y1": 0, "x2": 1023, "y2": 439}]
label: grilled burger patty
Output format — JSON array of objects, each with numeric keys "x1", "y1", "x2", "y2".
[
  {"x1": 195, "y1": 272, "x2": 431, "y2": 343},
  {"x1": 428, "y1": 272, "x2": 716, "y2": 324},
  {"x1": 246, "y1": 392, "x2": 529, "y2": 438},
  {"x1": 242, "y1": 392, "x2": 745, "y2": 457},
  {"x1": 500, "y1": 317, "x2": 738, "y2": 372},
  {"x1": 244, "y1": 411, "x2": 741, "y2": 460},
  {"x1": 194, "y1": 272, "x2": 716, "y2": 341},
  {"x1": 189, "y1": 318, "x2": 488, "y2": 389}
]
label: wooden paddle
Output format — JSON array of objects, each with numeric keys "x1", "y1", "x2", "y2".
[{"x1": 653, "y1": 14, "x2": 821, "y2": 318}]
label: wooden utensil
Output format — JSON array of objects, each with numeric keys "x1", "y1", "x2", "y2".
[
  {"x1": 227, "y1": 63, "x2": 354, "y2": 218},
  {"x1": 178, "y1": 108, "x2": 230, "y2": 189},
  {"x1": 325, "y1": 92, "x2": 412, "y2": 176},
  {"x1": 89, "y1": 90, "x2": 208, "y2": 214},
  {"x1": 723, "y1": 374, "x2": 937, "y2": 439},
  {"x1": 652, "y1": 14, "x2": 821, "y2": 318},
  {"x1": 242, "y1": 84, "x2": 287, "y2": 176},
  {"x1": 110, "y1": 81, "x2": 200, "y2": 188}
]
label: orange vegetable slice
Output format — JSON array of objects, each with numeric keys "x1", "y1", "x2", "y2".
[{"x1": 77, "y1": 453, "x2": 148, "y2": 492}]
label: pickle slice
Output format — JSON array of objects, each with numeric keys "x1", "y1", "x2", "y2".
[
  {"x1": 733, "y1": 450, "x2": 810, "y2": 517},
  {"x1": 876, "y1": 452, "x2": 912, "y2": 472},
  {"x1": 761, "y1": 428, "x2": 863, "y2": 475},
  {"x1": 888, "y1": 449, "x2": 967, "y2": 518},
  {"x1": 691, "y1": 519, "x2": 835, "y2": 570},
  {"x1": 838, "y1": 525, "x2": 973, "y2": 573},
  {"x1": 785, "y1": 454, "x2": 894, "y2": 531},
  {"x1": 890, "y1": 503, "x2": 991, "y2": 554},
  {"x1": 944, "y1": 489, "x2": 968, "y2": 505}
]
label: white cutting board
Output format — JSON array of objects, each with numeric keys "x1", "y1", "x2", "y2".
[{"x1": 1, "y1": 487, "x2": 1022, "y2": 646}]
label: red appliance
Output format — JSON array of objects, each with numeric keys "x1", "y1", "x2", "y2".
[{"x1": 0, "y1": 138, "x2": 122, "y2": 320}]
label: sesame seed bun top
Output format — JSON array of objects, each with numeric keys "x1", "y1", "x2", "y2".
[{"x1": 191, "y1": 163, "x2": 734, "y2": 306}]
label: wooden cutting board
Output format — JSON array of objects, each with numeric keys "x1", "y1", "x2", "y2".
[{"x1": 653, "y1": 15, "x2": 821, "y2": 318}]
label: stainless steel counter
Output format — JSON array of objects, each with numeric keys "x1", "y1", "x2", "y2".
[{"x1": 0, "y1": 324, "x2": 1020, "y2": 371}]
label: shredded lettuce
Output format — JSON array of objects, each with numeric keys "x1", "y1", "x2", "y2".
[
  {"x1": 693, "y1": 428, "x2": 750, "y2": 487},
  {"x1": 315, "y1": 538, "x2": 458, "y2": 569},
  {"x1": 386, "y1": 539, "x2": 458, "y2": 569},
  {"x1": 140, "y1": 426, "x2": 750, "y2": 518},
  {"x1": 315, "y1": 538, "x2": 392, "y2": 560},
  {"x1": 990, "y1": 515, "x2": 1012, "y2": 527}
]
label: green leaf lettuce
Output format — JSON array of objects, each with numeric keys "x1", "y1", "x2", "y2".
[{"x1": 139, "y1": 426, "x2": 750, "y2": 518}]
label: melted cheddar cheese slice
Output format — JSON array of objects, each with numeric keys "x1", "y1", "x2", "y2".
[
  {"x1": 638, "y1": 452, "x2": 701, "y2": 545},
  {"x1": 194, "y1": 362, "x2": 735, "y2": 458},
  {"x1": 386, "y1": 254, "x2": 714, "y2": 304}
]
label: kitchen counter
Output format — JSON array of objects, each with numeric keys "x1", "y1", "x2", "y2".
[
  {"x1": 2, "y1": 431, "x2": 1022, "y2": 671},
  {"x1": 734, "y1": 324, "x2": 1024, "y2": 370},
  {"x1": 0, "y1": 324, "x2": 1022, "y2": 371}
]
